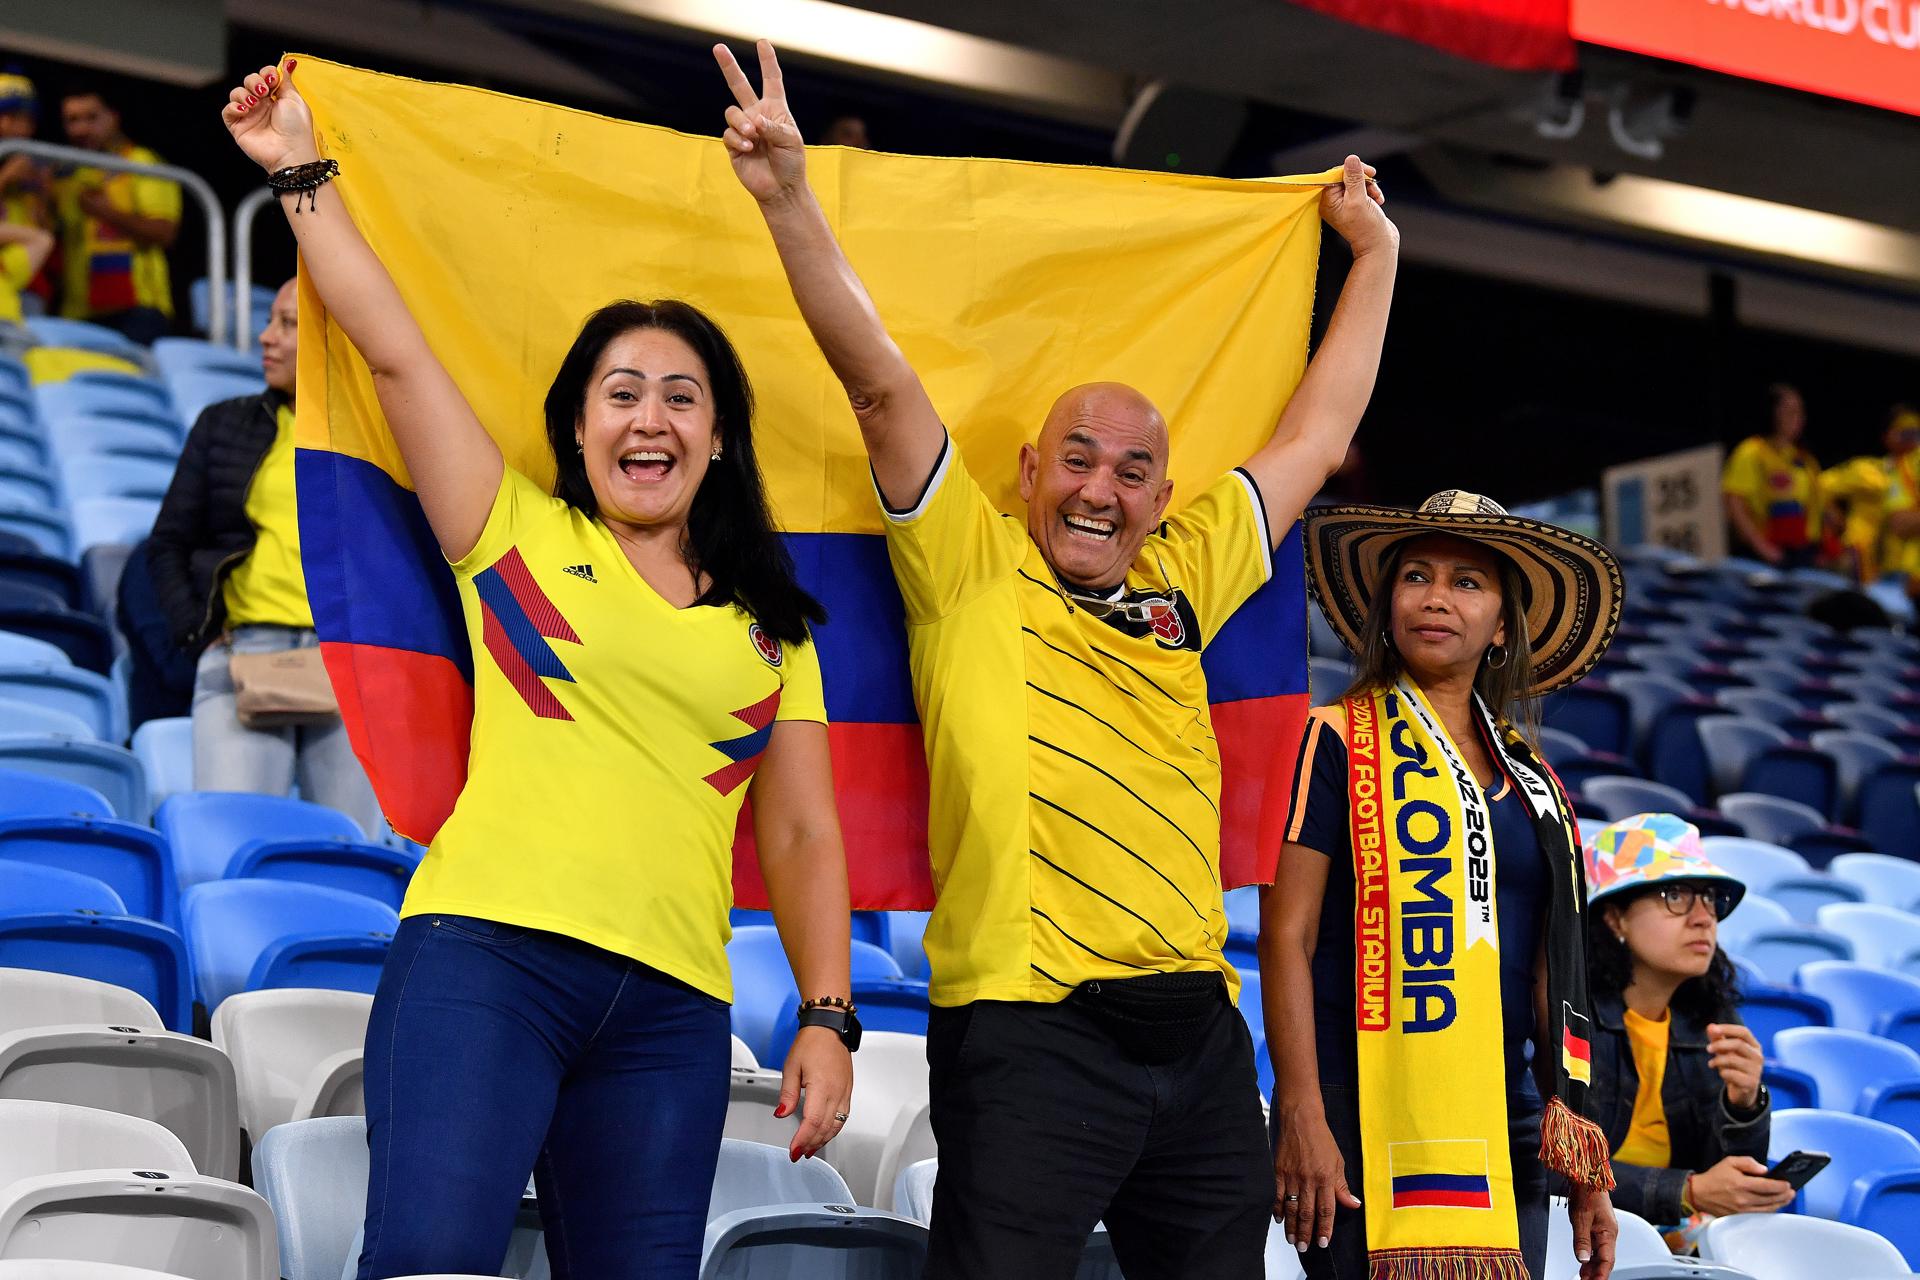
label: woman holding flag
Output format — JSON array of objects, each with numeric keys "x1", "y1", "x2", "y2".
[
  {"x1": 1260, "y1": 491, "x2": 1623, "y2": 1279},
  {"x1": 220, "y1": 61, "x2": 856, "y2": 1280}
]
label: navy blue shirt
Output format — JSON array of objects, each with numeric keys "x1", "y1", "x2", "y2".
[{"x1": 1285, "y1": 705, "x2": 1549, "y2": 1093}]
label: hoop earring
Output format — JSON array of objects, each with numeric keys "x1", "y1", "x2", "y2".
[{"x1": 1485, "y1": 643, "x2": 1508, "y2": 670}]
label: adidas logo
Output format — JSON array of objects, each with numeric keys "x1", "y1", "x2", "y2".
[{"x1": 562, "y1": 563, "x2": 596, "y2": 583}]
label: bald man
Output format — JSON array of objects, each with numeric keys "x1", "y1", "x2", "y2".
[{"x1": 721, "y1": 40, "x2": 1399, "y2": 1280}]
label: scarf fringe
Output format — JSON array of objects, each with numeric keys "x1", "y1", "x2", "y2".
[
  {"x1": 1540, "y1": 1094, "x2": 1616, "y2": 1190},
  {"x1": 1368, "y1": 1247, "x2": 1530, "y2": 1280}
]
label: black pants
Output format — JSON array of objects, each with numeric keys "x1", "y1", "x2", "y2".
[
  {"x1": 924, "y1": 992, "x2": 1271, "y2": 1280},
  {"x1": 1287, "y1": 1085, "x2": 1549, "y2": 1280}
]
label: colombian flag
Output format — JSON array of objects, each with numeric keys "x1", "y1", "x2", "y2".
[
  {"x1": 291, "y1": 57, "x2": 1329, "y2": 907},
  {"x1": 1389, "y1": 1141, "x2": 1495, "y2": 1211}
]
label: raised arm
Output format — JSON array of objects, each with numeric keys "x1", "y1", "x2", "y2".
[
  {"x1": 220, "y1": 61, "x2": 501, "y2": 562},
  {"x1": 1241, "y1": 157, "x2": 1398, "y2": 546},
  {"x1": 715, "y1": 41, "x2": 944, "y2": 509}
]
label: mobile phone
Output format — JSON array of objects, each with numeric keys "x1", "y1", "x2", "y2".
[{"x1": 1762, "y1": 1150, "x2": 1830, "y2": 1190}]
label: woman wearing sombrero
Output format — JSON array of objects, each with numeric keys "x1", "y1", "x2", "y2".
[{"x1": 1259, "y1": 490, "x2": 1624, "y2": 1279}]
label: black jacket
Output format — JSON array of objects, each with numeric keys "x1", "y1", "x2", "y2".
[
  {"x1": 147, "y1": 390, "x2": 288, "y2": 652},
  {"x1": 1589, "y1": 990, "x2": 1771, "y2": 1223}
]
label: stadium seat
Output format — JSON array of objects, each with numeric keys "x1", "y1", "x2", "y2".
[
  {"x1": 1308, "y1": 604, "x2": 1344, "y2": 660},
  {"x1": 170, "y1": 373, "x2": 266, "y2": 429},
  {"x1": 0, "y1": 968, "x2": 161, "y2": 1031},
  {"x1": 0, "y1": 1021, "x2": 240, "y2": 1177},
  {"x1": 1697, "y1": 1213, "x2": 1908, "y2": 1280},
  {"x1": 1730, "y1": 928, "x2": 1852, "y2": 985},
  {"x1": 212, "y1": 989, "x2": 372, "y2": 1143},
  {"x1": 1699, "y1": 837, "x2": 1860, "y2": 922},
  {"x1": 1715, "y1": 686, "x2": 1804, "y2": 727},
  {"x1": 58, "y1": 454, "x2": 175, "y2": 503},
  {"x1": 0, "y1": 466, "x2": 60, "y2": 512},
  {"x1": 703, "y1": 1139, "x2": 928, "y2": 1279},
  {"x1": 157, "y1": 791, "x2": 368, "y2": 890},
  {"x1": 1718, "y1": 793, "x2": 1827, "y2": 847},
  {"x1": 0, "y1": 1098, "x2": 192, "y2": 1190},
  {"x1": 1535, "y1": 725, "x2": 1589, "y2": 762},
  {"x1": 128, "y1": 718, "x2": 191, "y2": 816},
  {"x1": 70, "y1": 496, "x2": 159, "y2": 557},
  {"x1": 1762, "y1": 1062, "x2": 1819, "y2": 1111},
  {"x1": 1717, "y1": 893, "x2": 1795, "y2": 952},
  {"x1": 1825, "y1": 702, "x2": 1919, "y2": 742},
  {"x1": 766, "y1": 975, "x2": 929, "y2": 1063},
  {"x1": 1581, "y1": 776, "x2": 1693, "y2": 823},
  {"x1": 731, "y1": 1036, "x2": 757, "y2": 1069},
  {"x1": 0, "y1": 696, "x2": 93, "y2": 738},
  {"x1": 0, "y1": 1263, "x2": 212, "y2": 1279},
  {"x1": 1307, "y1": 656, "x2": 1351, "y2": 707},
  {"x1": 726, "y1": 907, "x2": 886, "y2": 950},
  {"x1": 0, "y1": 505, "x2": 68, "y2": 559},
  {"x1": 0, "y1": 605, "x2": 111, "y2": 674},
  {"x1": 1737, "y1": 982, "x2": 1831, "y2": 1056},
  {"x1": 0, "y1": 551, "x2": 82, "y2": 612},
  {"x1": 884, "y1": 910, "x2": 930, "y2": 981},
  {"x1": 0, "y1": 1167, "x2": 277, "y2": 1278},
  {"x1": 250, "y1": 1115, "x2": 367, "y2": 1280},
  {"x1": 1830, "y1": 853, "x2": 1920, "y2": 912},
  {"x1": 36, "y1": 379, "x2": 175, "y2": 426},
  {"x1": 1817, "y1": 903, "x2": 1920, "y2": 975},
  {"x1": 728, "y1": 927, "x2": 904, "y2": 1063},
  {"x1": 227, "y1": 836, "x2": 420, "y2": 911},
  {"x1": 892, "y1": 1156, "x2": 935, "y2": 1225},
  {"x1": 0, "y1": 663, "x2": 119, "y2": 739},
  {"x1": 1543, "y1": 683, "x2": 1633, "y2": 757},
  {"x1": 1769, "y1": 1107, "x2": 1920, "y2": 1219},
  {"x1": 1727, "y1": 659, "x2": 1807, "y2": 695},
  {"x1": 152, "y1": 336, "x2": 262, "y2": 383},
  {"x1": 871, "y1": 1093, "x2": 936, "y2": 1211},
  {"x1": 182, "y1": 880, "x2": 398, "y2": 1013},
  {"x1": 819, "y1": 1030, "x2": 929, "y2": 1208},
  {"x1": 0, "y1": 908, "x2": 192, "y2": 1031},
  {"x1": 0, "y1": 766, "x2": 111, "y2": 820},
  {"x1": 0, "y1": 631, "x2": 70, "y2": 666},
  {"x1": 1856, "y1": 761, "x2": 1920, "y2": 860},
  {"x1": 24, "y1": 317, "x2": 143, "y2": 355},
  {"x1": 0, "y1": 860, "x2": 124, "y2": 915},
  {"x1": 724, "y1": 1067, "x2": 794, "y2": 1149},
  {"x1": 1808, "y1": 730, "x2": 1902, "y2": 823},
  {"x1": 1545, "y1": 1202, "x2": 1736, "y2": 1280},
  {"x1": 1773, "y1": 1026, "x2": 1920, "y2": 1113},
  {"x1": 48, "y1": 417, "x2": 180, "y2": 464},
  {"x1": 0, "y1": 736, "x2": 147, "y2": 819},
  {"x1": 0, "y1": 815, "x2": 176, "y2": 923}
]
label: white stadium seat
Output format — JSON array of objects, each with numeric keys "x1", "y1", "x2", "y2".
[
  {"x1": 0, "y1": 1098, "x2": 191, "y2": 1184},
  {"x1": 211, "y1": 988, "x2": 371, "y2": 1144},
  {"x1": 0, "y1": 1169, "x2": 277, "y2": 1280},
  {"x1": 0, "y1": 968, "x2": 161, "y2": 1033},
  {"x1": 1697, "y1": 1213, "x2": 1909, "y2": 1280}
]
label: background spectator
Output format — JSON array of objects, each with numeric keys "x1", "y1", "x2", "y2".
[
  {"x1": 820, "y1": 113, "x2": 870, "y2": 148},
  {"x1": 1821, "y1": 404, "x2": 1918, "y2": 583},
  {"x1": 1585, "y1": 814, "x2": 1787, "y2": 1228},
  {"x1": 1722, "y1": 382, "x2": 1828, "y2": 569},
  {"x1": 55, "y1": 89, "x2": 178, "y2": 343},
  {"x1": 0, "y1": 70, "x2": 53, "y2": 315},
  {"x1": 146, "y1": 278, "x2": 380, "y2": 833}
]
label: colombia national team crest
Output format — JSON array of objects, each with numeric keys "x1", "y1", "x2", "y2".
[
  {"x1": 1084, "y1": 587, "x2": 1201, "y2": 653},
  {"x1": 749, "y1": 623, "x2": 783, "y2": 668}
]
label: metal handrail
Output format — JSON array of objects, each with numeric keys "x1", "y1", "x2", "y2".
[
  {"x1": 0, "y1": 139, "x2": 230, "y2": 345},
  {"x1": 232, "y1": 186, "x2": 279, "y2": 349}
]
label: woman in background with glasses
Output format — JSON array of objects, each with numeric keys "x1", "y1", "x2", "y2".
[{"x1": 1585, "y1": 813, "x2": 1792, "y2": 1226}]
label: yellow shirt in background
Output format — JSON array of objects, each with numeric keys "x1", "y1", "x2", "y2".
[
  {"x1": 1724, "y1": 436, "x2": 1823, "y2": 552},
  {"x1": 882, "y1": 434, "x2": 1272, "y2": 1006},
  {"x1": 408, "y1": 466, "x2": 829, "y2": 1002},
  {"x1": 224, "y1": 405, "x2": 313, "y2": 629},
  {"x1": 1616, "y1": 1007, "x2": 1673, "y2": 1168},
  {"x1": 0, "y1": 243, "x2": 28, "y2": 325},
  {"x1": 55, "y1": 143, "x2": 180, "y2": 319},
  {"x1": 1884, "y1": 453, "x2": 1920, "y2": 580}
]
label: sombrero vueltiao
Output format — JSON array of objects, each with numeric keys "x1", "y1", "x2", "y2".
[{"x1": 1304, "y1": 490, "x2": 1623, "y2": 697}]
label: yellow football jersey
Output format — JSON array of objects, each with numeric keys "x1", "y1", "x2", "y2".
[
  {"x1": 408, "y1": 466, "x2": 827, "y2": 1001},
  {"x1": 883, "y1": 435, "x2": 1271, "y2": 1006}
]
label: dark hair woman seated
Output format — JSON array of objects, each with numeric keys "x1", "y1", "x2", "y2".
[{"x1": 1585, "y1": 813, "x2": 1792, "y2": 1226}]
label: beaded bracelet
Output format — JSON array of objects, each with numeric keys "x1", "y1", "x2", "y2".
[
  {"x1": 800, "y1": 995, "x2": 857, "y2": 1015},
  {"x1": 268, "y1": 158, "x2": 339, "y2": 211}
]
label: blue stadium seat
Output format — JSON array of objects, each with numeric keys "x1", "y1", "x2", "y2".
[
  {"x1": 1810, "y1": 731, "x2": 1903, "y2": 825},
  {"x1": 1307, "y1": 656, "x2": 1351, "y2": 707},
  {"x1": 0, "y1": 504, "x2": 70, "y2": 559},
  {"x1": 227, "y1": 836, "x2": 420, "y2": 911},
  {"x1": 1770, "y1": 1108, "x2": 1920, "y2": 1260},
  {"x1": 0, "y1": 632, "x2": 67, "y2": 667},
  {"x1": 1797, "y1": 963, "x2": 1920, "y2": 1053},
  {"x1": 1727, "y1": 659, "x2": 1806, "y2": 695},
  {"x1": 0, "y1": 605, "x2": 112, "y2": 673},
  {"x1": 0, "y1": 696, "x2": 92, "y2": 739},
  {"x1": 1718, "y1": 892, "x2": 1795, "y2": 951},
  {"x1": 182, "y1": 879, "x2": 398, "y2": 1012},
  {"x1": 1735, "y1": 982, "x2": 1831, "y2": 1055},
  {"x1": 1762, "y1": 1062, "x2": 1819, "y2": 1110},
  {"x1": 189, "y1": 280, "x2": 278, "y2": 342},
  {"x1": 0, "y1": 909, "x2": 192, "y2": 1031},
  {"x1": 765, "y1": 976, "x2": 930, "y2": 1062},
  {"x1": 1700, "y1": 837, "x2": 1860, "y2": 922},
  {"x1": 1535, "y1": 726, "x2": 1589, "y2": 763},
  {"x1": 0, "y1": 736, "x2": 146, "y2": 819},
  {"x1": 250, "y1": 1115, "x2": 367, "y2": 1280},
  {"x1": 1744, "y1": 745, "x2": 1842, "y2": 821},
  {"x1": 1600, "y1": 672, "x2": 1700, "y2": 754},
  {"x1": 1308, "y1": 605, "x2": 1345, "y2": 660},
  {"x1": 1581, "y1": 776, "x2": 1693, "y2": 823},
  {"x1": 157, "y1": 792, "x2": 367, "y2": 890},
  {"x1": 49, "y1": 416, "x2": 180, "y2": 464},
  {"x1": 1719, "y1": 793, "x2": 1827, "y2": 847},
  {"x1": 705, "y1": 1138, "x2": 929, "y2": 1276},
  {"x1": 152, "y1": 337, "x2": 261, "y2": 384},
  {"x1": 70, "y1": 496, "x2": 159, "y2": 557},
  {"x1": 0, "y1": 435, "x2": 46, "y2": 473},
  {"x1": 0, "y1": 860, "x2": 126, "y2": 914},
  {"x1": 0, "y1": 766, "x2": 111, "y2": 820},
  {"x1": 1699, "y1": 716, "x2": 1788, "y2": 796},
  {"x1": 0, "y1": 466, "x2": 60, "y2": 513},
  {"x1": 170, "y1": 373, "x2": 266, "y2": 429},
  {"x1": 129, "y1": 718, "x2": 192, "y2": 816},
  {"x1": 0, "y1": 577, "x2": 67, "y2": 612},
  {"x1": 0, "y1": 662, "x2": 120, "y2": 738},
  {"x1": 0, "y1": 815, "x2": 177, "y2": 924},
  {"x1": 1829, "y1": 854, "x2": 1920, "y2": 912},
  {"x1": 36, "y1": 379, "x2": 176, "y2": 426},
  {"x1": 726, "y1": 926, "x2": 902, "y2": 1064},
  {"x1": 0, "y1": 550, "x2": 83, "y2": 611},
  {"x1": 1715, "y1": 686, "x2": 1804, "y2": 726},
  {"x1": 1224, "y1": 884, "x2": 1260, "y2": 937},
  {"x1": 1542, "y1": 684, "x2": 1633, "y2": 757},
  {"x1": 1817, "y1": 904, "x2": 1920, "y2": 975},
  {"x1": 1856, "y1": 761, "x2": 1920, "y2": 860},
  {"x1": 1774, "y1": 1026, "x2": 1920, "y2": 1113},
  {"x1": 1733, "y1": 928, "x2": 1853, "y2": 985},
  {"x1": 1791, "y1": 827, "x2": 1876, "y2": 869},
  {"x1": 58, "y1": 454, "x2": 176, "y2": 503},
  {"x1": 885, "y1": 910, "x2": 930, "y2": 981},
  {"x1": 24, "y1": 316, "x2": 144, "y2": 355}
]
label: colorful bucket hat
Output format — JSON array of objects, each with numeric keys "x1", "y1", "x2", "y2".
[{"x1": 1584, "y1": 812, "x2": 1746, "y2": 914}]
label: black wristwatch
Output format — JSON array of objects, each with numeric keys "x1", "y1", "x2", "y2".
[{"x1": 797, "y1": 1005, "x2": 862, "y2": 1052}]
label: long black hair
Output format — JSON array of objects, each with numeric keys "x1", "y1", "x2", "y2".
[
  {"x1": 544, "y1": 300, "x2": 825, "y2": 644},
  {"x1": 1587, "y1": 889, "x2": 1742, "y2": 1024}
]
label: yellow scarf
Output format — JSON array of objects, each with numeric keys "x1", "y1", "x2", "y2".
[{"x1": 1348, "y1": 679, "x2": 1611, "y2": 1279}]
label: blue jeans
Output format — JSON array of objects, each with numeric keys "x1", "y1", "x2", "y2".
[
  {"x1": 192, "y1": 625, "x2": 383, "y2": 837},
  {"x1": 357, "y1": 915, "x2": 731, "y2": 1280}
]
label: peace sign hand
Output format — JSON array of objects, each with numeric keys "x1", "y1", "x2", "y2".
[{"x1": 714, "y1": 40, "x2": 807, "y2": 205}]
